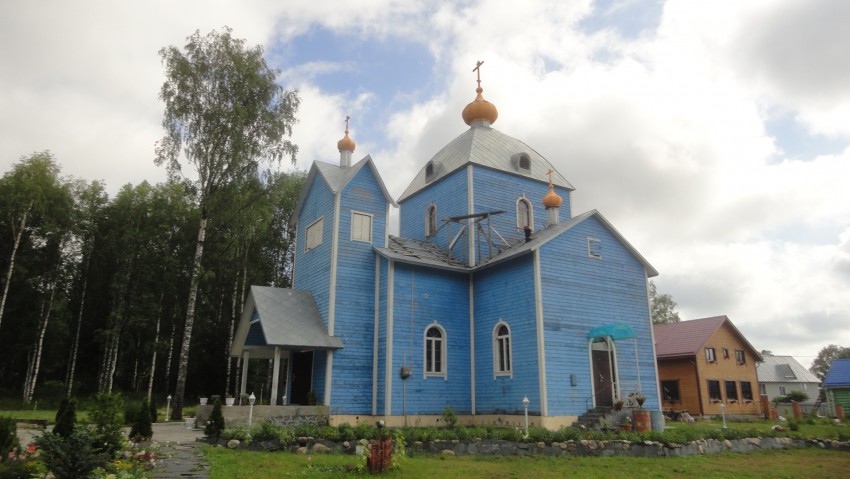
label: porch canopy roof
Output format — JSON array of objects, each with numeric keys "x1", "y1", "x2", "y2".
[
  {"x1": 231, "y1": 286, "x2": 343, "y2": 358},
  {"x1": 587, "y1": 323, "x2": 636, "y2": 341}
]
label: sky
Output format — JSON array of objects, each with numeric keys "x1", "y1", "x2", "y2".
[{"x1": 2, "y1": 0, "x2": 849, "y2": 369}]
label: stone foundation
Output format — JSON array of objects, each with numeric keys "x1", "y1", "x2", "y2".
[{"x1": 195, "y1": 405, "x2": 329, "y2": 428}]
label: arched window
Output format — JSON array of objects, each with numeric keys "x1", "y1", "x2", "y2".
[
  {"x1": 426, "y1": 204, "x2": 437, "y2": 237},
  {"x1": 424, "y1": 324, "x2": 446, "y2": 378},
  {"x1": 516, "y1": 196, "x2": 533, "y2": 230},
  {"x1": 493, "y1": 321, "x2": 512, "y2": 378}
]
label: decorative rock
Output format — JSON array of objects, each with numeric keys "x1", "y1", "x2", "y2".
[
  {"x1": 298, "y1": 436, "x2": 309, "y2": 446},
  {"x1": 343, "y1": 441, "x2": 350, "y2": 448},
  {"x1": 579, "y1": 440, "x2": 588, "y2": 447},
  {"x1": 312, "y1": 443, "x2": 331, "y2": 453},
  {"x1": 441, "y1": 449, "x2": 455, "y2": 456},
  {"x1": 723, "y1": 439, "x2": 732, "y2": 448},
  {"x1": 536, "y1": 442, "x2": 545, "y2": 448},
  {"x1": 227, "y1": 439, "x2": 240, "y2": 449}
]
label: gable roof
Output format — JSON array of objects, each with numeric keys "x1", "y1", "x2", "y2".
[
  {"x1": 823, "y1": 358, "x2": 850, "y2": 388},
  {"x1": 756, "y1": 355, "x2": 821, "y2": 384},
  {"x1": 230, "y1": 286, "x2": 343, "y2": 357},
  {"x1": 293, "y1": 155, "x2": 395, "y2": 224},
  {"x1": 654, "y1": 315, "x2": 763, "y2": 361},
  {"x1": 373, "y1": 209, "x2": 658, "y2": 277},
  {"x1": 398, "y1": 124, "x2": 574, "y2": 203}
]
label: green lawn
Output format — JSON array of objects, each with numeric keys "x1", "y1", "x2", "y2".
[{"x1": 203, "y1": 447, "x2": 850, "y2": 479}]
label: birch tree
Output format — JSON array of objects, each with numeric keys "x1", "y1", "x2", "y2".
[{"x1": 156, "y1": 27, "x2": 299, "y2": 419}]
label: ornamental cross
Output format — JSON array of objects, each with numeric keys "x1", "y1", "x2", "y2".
[
  {"x1": 344, "y1": 115, "x2": 350, "y2": 133},
  {"x1": 473, "y1": 60, "x2": 484, "y2": 88},
  {"x1": 547, "y1": 169, "x2": 554, "y2": 185}
]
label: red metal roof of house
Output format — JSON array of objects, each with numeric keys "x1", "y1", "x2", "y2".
[{"x1": 653, "y1": 315, "x2": 763, "y2": 361}]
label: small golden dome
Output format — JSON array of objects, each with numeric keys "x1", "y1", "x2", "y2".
[
  {"x1": 337, "y1": 115, "x2": 356, "y2": 152},
  {"x1": 462, "y1": 86, "x2": 498, "y2": 125},
  {"x1": 542, "y1": 183, "x2": 562, "y2": 208}
]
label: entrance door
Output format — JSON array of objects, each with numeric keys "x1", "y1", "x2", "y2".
[
  {"x1": 289, "y1": 351, "x2": 314, "y2": 405},
  {"x1": 591, "y1": 340, "x2": 615, "y2": 407}
]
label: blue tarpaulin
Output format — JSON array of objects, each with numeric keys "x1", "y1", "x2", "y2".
[{"x1": 587, "y1": 323, "x2": 636, "y2": 340}]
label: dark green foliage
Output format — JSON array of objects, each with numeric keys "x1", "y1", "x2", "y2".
[
  {"x1": 53, "y1": 398, "x2": 76, "y2": 439},
  {"x1": 0, "y1": 458, "x2": 40, "y2": 479},
  {"x1": 336, "y1": 423, "x2": 355, "y2": 441},
  {"x1": 441, "y1": 406, "x2": 458, "y2": 428},
  {"x1": 129, "y1": 398, "x2": 153, "y2": 441},
  {"x1": 204, "y1": 398, "x2": 225, "y2": 440},
  {"x1": 89, "y1": 392, "x2": 125, "y2": 455},
  {"x1": 36, "y1": 427, "x2": 107, "y2": 479},
  {"x1": 0, "y1": 417, "x2": 20, "y2": 459},
  {"x1": 149, "y1": 396, "x2": 158, "y2": 423}
]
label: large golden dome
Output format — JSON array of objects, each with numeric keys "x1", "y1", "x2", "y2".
[
  {"x1": 462, "y1": 86, "x2": 498, "y2": 125},
  {"x1": 337, "y1": 116, "x2": 356, "y2": 152}
]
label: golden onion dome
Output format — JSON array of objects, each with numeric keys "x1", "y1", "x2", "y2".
[
  {"x1": 337, "y1": 116, "x2": 356, "y2": 152},
  {"x1": 462, "y1": 86, "x2": 498, "y2": 125},
  {"x1": 542, "y1": 183, "x2": 562, "y2": 208}
]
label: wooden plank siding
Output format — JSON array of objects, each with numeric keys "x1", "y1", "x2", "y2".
[
  {"x1": 693, "y1": 324, "x2": 761, "y2": 416},
  {"x1": 398, "y1": 168, "x2": 470, "y2": 252}
]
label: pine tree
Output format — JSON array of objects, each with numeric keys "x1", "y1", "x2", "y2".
[{"x1": 53, "y1": 397, "x2": 77, "y2": 438}]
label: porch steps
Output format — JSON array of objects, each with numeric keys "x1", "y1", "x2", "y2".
[{"x1": 572, "y1": 406, "x2": 613, "y2": 429}]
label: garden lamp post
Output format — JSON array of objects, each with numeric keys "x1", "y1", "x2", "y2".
[
  {"x1": 165, "y1": 394, "x2": 172, "y2": 422},
  {"x1": 248, "y1": 392, "x2": 256, "y2": 427},
  {"x1": 720, "y1": 402, "x2": 727, "y2": 430},
  {"x1": 522, "y1": 396, "x2": 530, "y2": 436}
]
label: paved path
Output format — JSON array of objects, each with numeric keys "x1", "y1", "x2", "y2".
[{"x1": 17, "y1": 421, "x2": 210, "y2": 479}]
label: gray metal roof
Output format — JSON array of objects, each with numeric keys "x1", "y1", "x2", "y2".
[
  {"x1": 756, "y1": 355, "x2": 821, "y2": 384},
  {"x1": 374, "y1": 209, "x2": 658, "y2": 277},
  {"x1": 398, "y1": 124, "x2": 575, "y2": 202},
  {"x1": 230, "y1": 286, "x2": 343, "y2": 357},
  {"x1": 292, "y1": 155, "x2": 396, "y2": 225}
]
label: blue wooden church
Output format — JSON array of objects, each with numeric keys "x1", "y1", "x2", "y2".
[{"x1": 231, "y1": 72, "x2": 661, "y2": 428}]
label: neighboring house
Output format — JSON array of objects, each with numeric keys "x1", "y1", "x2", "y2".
[
  {"x1": 823, "y1": 358, "x2": 850, "y2": 416},
  {"x1": 231, "y1": 76, "x2": 661, "y2": 429},
  {"x1": 756, "y1": 354, "x2": 820, "y2": 405},
  {"x1": 654, "y1": 316, "x2": 763, "y2": 416}
]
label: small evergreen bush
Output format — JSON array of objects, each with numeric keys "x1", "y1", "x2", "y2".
[
  {"x1": 53, "y1": 397, "x2": 77, "y2": 439},
  {"x1": 441, "y1": 406, "x2": 458, "y2": 428},
  {"x1": 204, "y1": 398, "x2": 225, "y2": 440},
  {"x1": 129, "y1": 398, "x2": 153, "y2": 441},
  {"x1": 0, "y1": 417, "x2": 20, "y2": 461},
  {"x1": 89, "y1": 392, "x2": 126, "y2": 456},
  {"x1": 36, "y1": 427, "x2": 107, "y2": 479}
]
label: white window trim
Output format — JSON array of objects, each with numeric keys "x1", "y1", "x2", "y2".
[
  {"x1": 423, "y1": 322, "x2": 447, "y2": 379},
  {"x1": 305, "y1": 217, "x2": 324, "y2": 252},
  {"x1": 425, "y1": 203, "x2": 437, "y2": 237},
  {"x1": 587, "y1": 237, "x2": 602, "y2": 259},
  {"x1": 516, "y1": 195, "x2": 534, "y2": 230},
  {"x1": 492, "y1": 319, "x2": 513, "y2": 379},
  {"x1": 350, "y1": 211, "x2": 373, "y2": 243}
]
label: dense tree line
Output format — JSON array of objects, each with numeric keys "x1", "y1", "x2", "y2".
[{"x1": 0, "y1": 152, "x2": 304, "y2": 407}]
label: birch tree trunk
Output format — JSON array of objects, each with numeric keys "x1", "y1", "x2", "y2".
[
  {"x1": 147, "y1": 291, "x2": 164, "y2": 401},
  {"x1": 171, "y1": 215, "x2": 207, "y2": 420},
  {"x1": 0, "y1": 199, "x2": 33, "y2": 332},
  {"x1": 65, "y1": 250, "x2": 90, "y2": 398},
  {"x1": 24, "y1": 282, "x2": 56, "y2": 403},
  {"x1": 164, "y1": 321, "x2": 175, "y2": 394}
]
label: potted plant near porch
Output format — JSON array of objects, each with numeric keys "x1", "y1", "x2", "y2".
[
  {"x1": 619, "y1": 415, "x2": 632, "y2": 432},
  {"x1": 225, "y1": 393, "x2": 235, "y2": 407},
  {"x1": 630, "y1": 391, "x2": 651, "y2": 432}
]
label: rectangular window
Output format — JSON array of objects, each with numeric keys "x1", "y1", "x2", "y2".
[
  {"x1": 305, "y1": 218, "x2": 324, "y2": 251},
  {"x1": 779, "y1": 386, "x2": 787, "y2": 396},
  {"x1": 587, "y1": 237, "x2": 602, "y2": 258},
  {"x1": 351, "y1": 211, "x2": 372, "y2": 243},
  {"x1": 705, "y1": 347, "x2": 716, "y2": 363},
  {"x1": 725, "y1": 381, "x2": 738, "y2": 401},
  {"x1": 741, "y1": 381, "x2": 753, "y2": 401},
  {"x1": 708, "y1": 380, "x2": 722, "y2": 401},
  {"x1": 722, "y1": 348, "x2": 729, "y2": 359},
  {"x1": 735, "y1": 349, "x2": 746, "y2": 364},
  {"x1": 661, "y1": 380, "x2": 680, "y2": 402},
  {"x1": 759, "y1": 383, "x2": 766, "y2": 395}
]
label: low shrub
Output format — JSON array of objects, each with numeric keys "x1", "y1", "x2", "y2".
[
  {"x1": 204, "y1": 398, "x2": 225, "y2": 441},
  {"x1": 36, "y1": 427, "x2": 108, "y2": 479},
  {"x1": 53, "y1": 398, "x2": 77, "y2": 439},
  {"x1": 0, "y1": 417, "x2": 19, "y2": 459}
]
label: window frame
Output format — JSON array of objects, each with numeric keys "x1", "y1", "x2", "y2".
[
  {"x1": 735, "y1": 349, "x2": 746, "y2": 365},
  {"x1": 423, "y1": 323, "x2": 447, "y2": 379},
  {"x1": 587, "y1": 237, "x2": 602, "y2": 259},
  {"x1": 516, "y1": 196, "x2": 533, "y2": 230},
  {"x1": 350, "y1": 211, "x2": 373, "y2": 243},
  {"x1": 425, "y1": 204, "x2": 437, "y2": 237},
  {"x1": 661, "y1": 380, "x2": 681, "y2": 402},
  {"x1": 725, "y1": 380, "x2": 739, "y2": 402},
  {"x1": 705, "y1": 347, "x2": 716, "y2": 363},
  {"x1": 493, "y1": 320, "x2": 513, "y2": 378},
  {"x1": 740, "y1": 381, "x2": 754, "y2": 402},
  {"x1": 305, "y1": 217, "x2": 324, "y2": 252},
  {"x1": 707, "y1": 379, "x2": 722, "y2": 402}
]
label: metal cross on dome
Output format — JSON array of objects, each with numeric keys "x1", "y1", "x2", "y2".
[
  {"x1": 473, "y1": 60, "x2": 484, "y2": 88},
  {"x1": 344, "y1": 115, "x2": 350, "y2": 133}
]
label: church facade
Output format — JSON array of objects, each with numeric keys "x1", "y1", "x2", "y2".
[{"x1": 232, "y1": 76, "x2": 661, "y2": 428}]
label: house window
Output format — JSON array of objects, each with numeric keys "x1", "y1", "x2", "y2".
[
  {"x1": 778, "y1": 386, "x2": 787, "y2": 396},
  {"x1": 705, "y1": 347, "x2": 716, "y2": 363},
  {"x1": 722, "y1": 348, "x2": 729, "y2": 359},
  {"x1": 759, "y1": 383, "x2": 766, "y2": 395},
  {"x1": 516, "y1": 196, "x2": 533, "y2": 230},
  {"x1": 425, "y1": 161, "x2": 436, "y2": 182},
  {"x1": 735, "y1": 349, "x2": 746, "y2": 364},
  {"x1": 725, "y1": 381, "x2": 738, "y2": 402},
  {"x1": 305, "y1": 218, "x2": 324, "y2": 251},
  {"x1": 708, "y1": 380, "x2": 722, "y2": 402},
  {"x1": 424, "y1": 324, "x2": 446, "y2": 377},
  {"x1": 661, "y1": 380, "x2": 680, "y2": 402},
  {"x1": 351, "y1": 211, "x2": 372, "y2": 243},
  {"x1": 426, "y1": 204, "x2": 437, "y2": 237},
  {"x1": 740, "y1": 381, "x2": 754, "y2": 401},
  {"x1": 587, "y1": 237, "x2": 602, "y2": 259},
  {"x1": 493, "y1": 321, "x2": 512, "y2": 377}
]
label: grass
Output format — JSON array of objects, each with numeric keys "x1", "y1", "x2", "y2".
[{"x1": 203, "y1": 447, "x2": 850, "y2": 478}]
